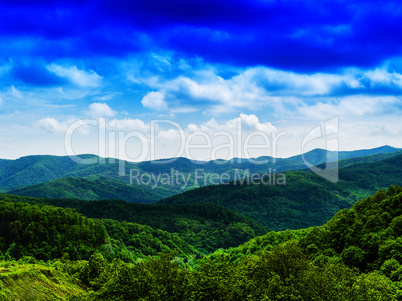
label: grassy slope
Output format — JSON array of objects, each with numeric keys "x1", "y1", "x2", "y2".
[{"x1": 0, "y1": 262, "x2": 85, "y2": 300}]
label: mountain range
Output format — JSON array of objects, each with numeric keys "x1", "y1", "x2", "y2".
[{"x1": 1, "y1": 145, "x2": 401, "y2": 203}]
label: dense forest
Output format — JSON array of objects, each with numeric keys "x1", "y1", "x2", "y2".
[
  {"x1": 2, "y1": 186, "x2": 402, "y2": 299},
  {"x1": 0, "y1": 200, "x2": 199, "y2": 262},
  {"x1": 0, "y1": 193, "x2": 268, "y2": 253}
]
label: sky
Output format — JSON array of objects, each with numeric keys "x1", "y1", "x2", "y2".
[{"x1": 1, "y1": 0, "x2": 402, "y2": 161}]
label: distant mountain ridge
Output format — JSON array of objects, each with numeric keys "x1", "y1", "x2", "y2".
[
  {"x1": 1, "y1": 145, "x2": 400, "y2": 184},
  {"x1": 264, "y1": 145, "x2": 401, "y2": 171},
  {"x1": 1, "y1": 145, "x2": 401, "y2": 202}
]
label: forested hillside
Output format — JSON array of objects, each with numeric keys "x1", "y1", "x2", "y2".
[
  {"x1": 0, "y1": 193, "x2": 268, "y2": 253},
  {"x1": 0, "y1": 200, "x2": 199, "y2": 262},
  {"x1": 78, "y1": 185, "x2": 402, "y2": 300},
  {"x1": 162, "y1": 154, "x2": 402, "y2": 230}
]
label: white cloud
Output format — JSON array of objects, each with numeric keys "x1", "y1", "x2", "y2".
[
  {"x1": 141, "y1": 91, "x2": 168, "y2": 111},
  {"x1": 87, "y1": 103, "x2": 116, "y2": 118},
  {"x1": 127, "y1": 56, "x2": 402, "y2": 116},
  {"x1": 132, "y1": 66, "x2": 336, "y2": 114},
  {"x1": 47, "y1": 64, "x2": 102, "y2": 87},
  {"x1": 112, "y1": 118, "x2": 148, "y2": 132},
  {"x1": 240, "y1": 67, "x2": 342, "y2": 96},
  {"x1": 152, "y1": 114, "x2": 278, "y2": 159},
  {"x1": 363, "y1": 68, "x2": 402, "y2": 87},
  {"x1": 38, "y1": 116, "x2": 148, "y2": 137},
  {"x1": 297, "y1": 96, "x2": 400, "y2": 120},
  {"x1": 240, "y1": 114, "x2": 276, "y2": 133},
  {"x1": 158, "y1": 129, "x2": 182, "y2": 141},
  {"x1": 135, "y1": 70, "x2": 273, "y2": 113},
  {"x1": 37, "y1": 117, "x2": 91, "y2": 135},
  {"x1": 38, "y1": 117, "x2": 67, "y2": 133},
  {"x1": 187, "y1": 114, "x2": 276, "y2": 134}
]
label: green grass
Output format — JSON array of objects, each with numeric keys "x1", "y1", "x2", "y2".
[{"x1": 0, "y1": 261, "x2": 86, "y2": 300}]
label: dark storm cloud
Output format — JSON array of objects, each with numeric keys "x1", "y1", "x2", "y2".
[{"x1": 0, "y1": 0, "x2": 401, "y2": 71}]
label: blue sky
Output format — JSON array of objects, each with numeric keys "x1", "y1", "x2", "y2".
[{"x1": 1, "y1": 0, "x2": 402, "y2": 160}]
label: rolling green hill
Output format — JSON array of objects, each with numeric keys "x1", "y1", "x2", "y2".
[
  {"x1": 161, "y1": 154, "x2": 402, "y2": 230},
  {"x1": 8, "y1": 175, "x2": 165, "y2": 203}
]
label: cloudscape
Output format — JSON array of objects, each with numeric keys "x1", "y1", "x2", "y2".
[{"x1": 1, "y1": 0, "x2": 402, "y2": 160}]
